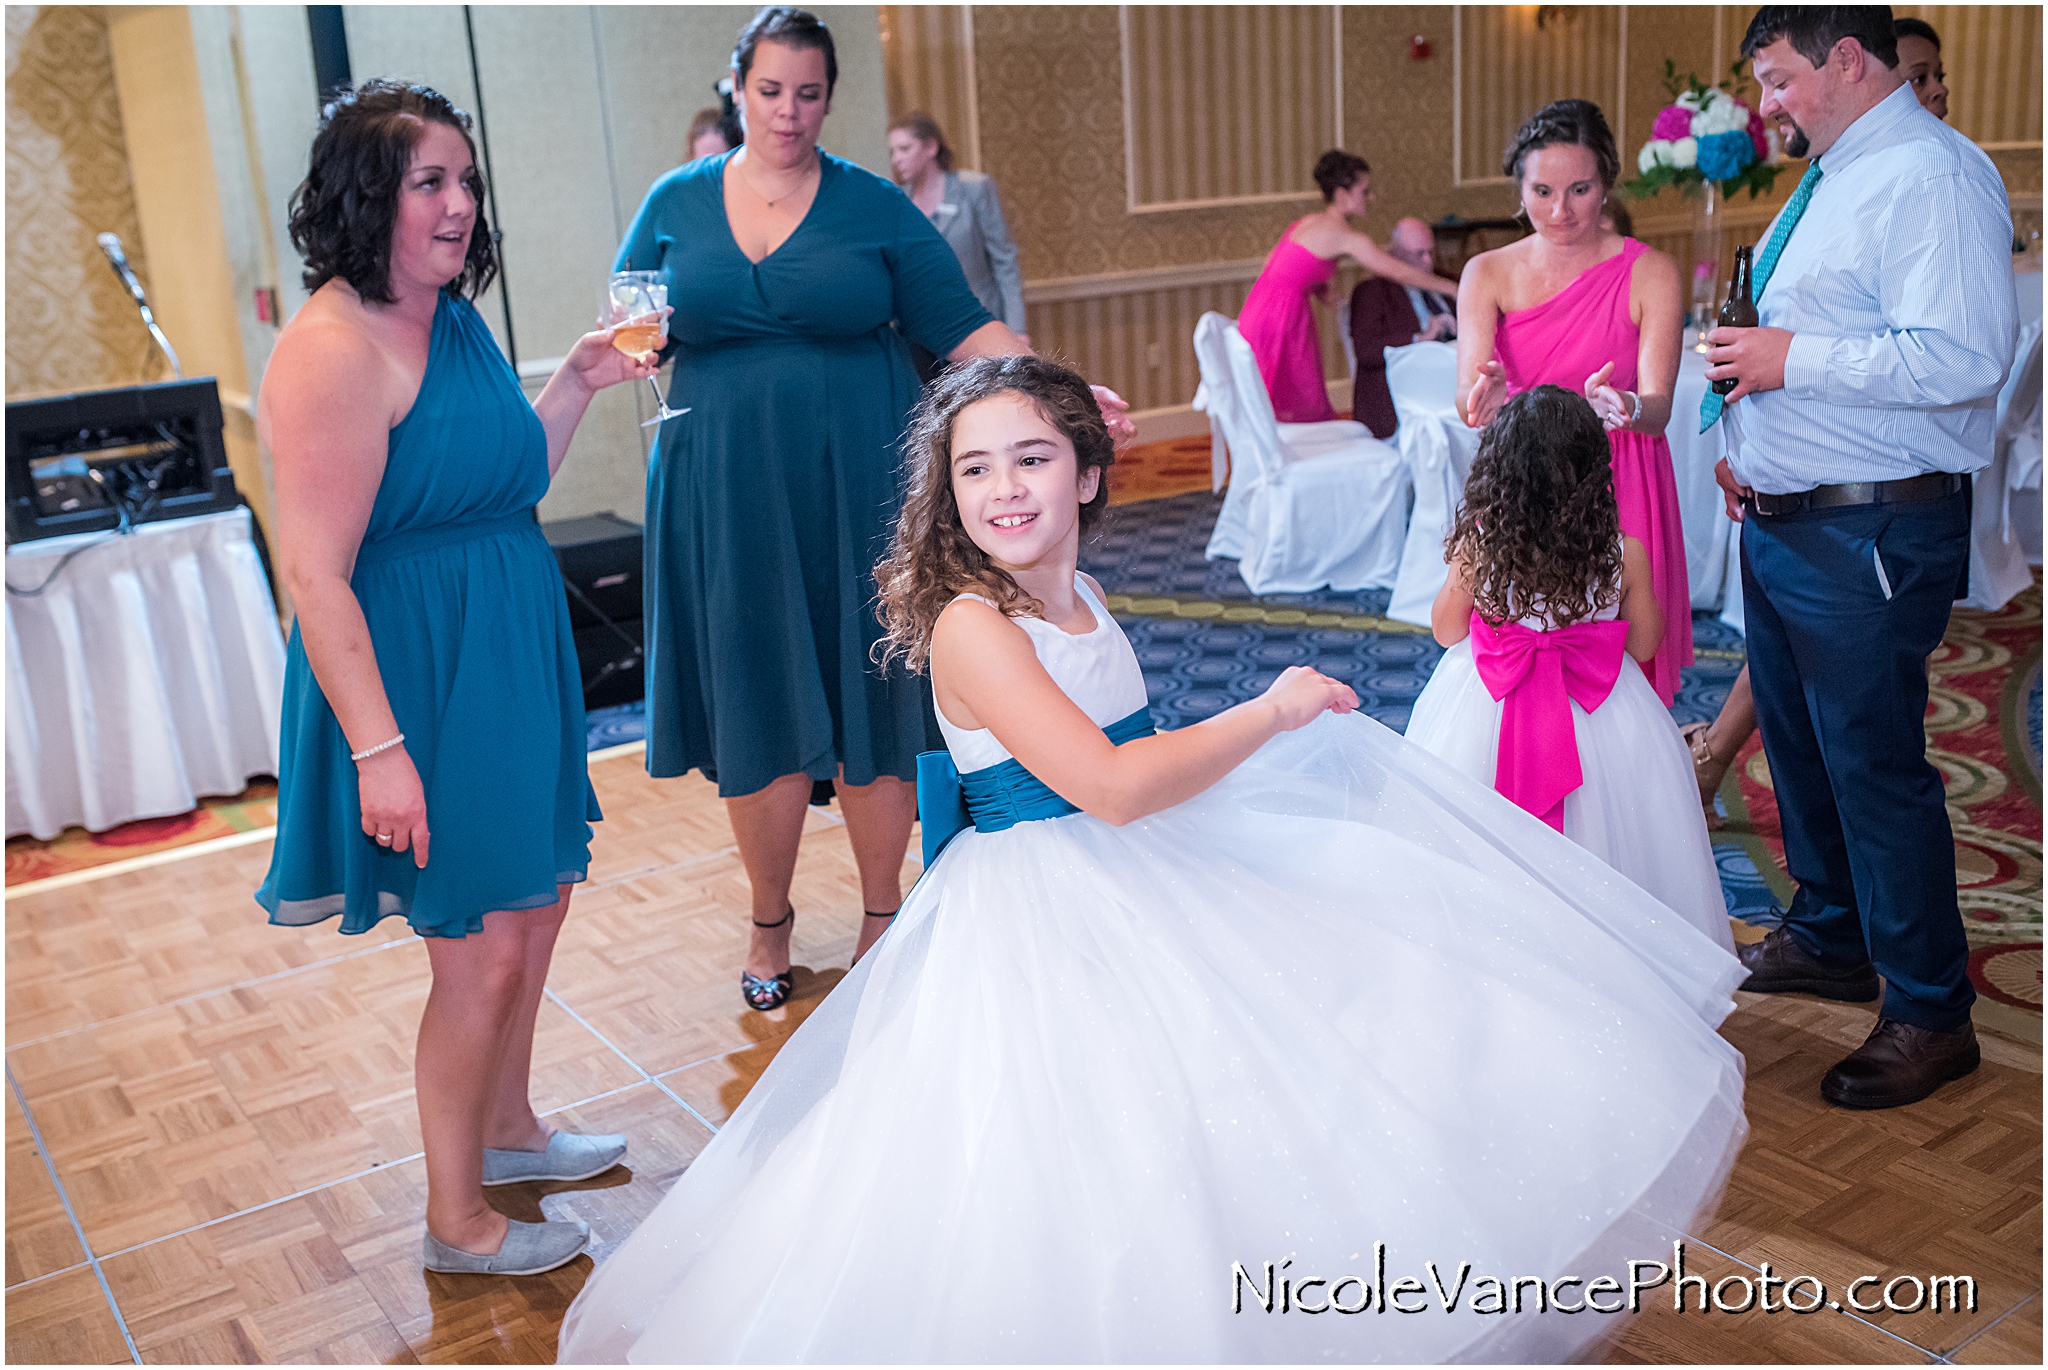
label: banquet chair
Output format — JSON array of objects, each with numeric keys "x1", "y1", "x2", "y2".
[
  {"x1": 1191, "y1": 313, "x2": 1410, "y2": 595},
  {"x1": 1964, "y1": 319, "x2": 2045, "y2": 604},
  {"x1": 1383, "y1": 341, "x2": 1485, "y2": 626}
]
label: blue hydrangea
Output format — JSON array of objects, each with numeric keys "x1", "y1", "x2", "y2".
[{"x1": 1696, "y1": 129, "x2": 1755, "y2": 182}]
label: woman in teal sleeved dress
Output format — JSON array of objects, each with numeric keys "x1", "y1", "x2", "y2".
[
  {"x1": 255, "y1": 81, "x2": 657, "y2": 1278},
  {"x1": 614, "y1": 9, "x2": 1125, "y2": 1012}
]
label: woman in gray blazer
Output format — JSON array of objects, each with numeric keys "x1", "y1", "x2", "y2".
[{"x1": 887, "y1": 111, "x2": 1027, "y2": 354}]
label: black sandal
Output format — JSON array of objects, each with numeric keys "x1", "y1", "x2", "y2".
[
  {"x1": 851, "y1": 909, "x2": 898, "y2": 968},
  {"x1": 741, "y1": 907, "x2": 795, "y2": 1011}
]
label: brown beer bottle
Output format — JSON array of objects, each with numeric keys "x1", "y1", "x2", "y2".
[{"x1": 1712, "y1": 246, "x2": 1757, "y2": 396}]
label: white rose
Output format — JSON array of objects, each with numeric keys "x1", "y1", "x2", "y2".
[
  {"x1": 1670, "y1": 136, "x2": 1698, "y2": 169},
  {"x1": 1678, "y1": 90, "x2": 1709, "y2": 112},
  {"x1": 1639, "y1": 140, "x2": 1667, "y2": 173}
]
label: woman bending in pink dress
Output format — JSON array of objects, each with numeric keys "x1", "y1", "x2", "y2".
[
  {"x1": 1454, "y1": 100, "x2": 1692, "y2": 705},
  {"x1": 1239, "y1": 150, "x2": 1462, "y2": 422}
]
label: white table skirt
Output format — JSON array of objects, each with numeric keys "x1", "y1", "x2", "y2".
[{"x1": 6, "y1": 508, "x2": 285, "y2": 840}]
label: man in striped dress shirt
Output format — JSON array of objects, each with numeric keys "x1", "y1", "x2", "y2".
[{"x1": 1707, "y1": 6, "x2": 2016, "y2": 1110}]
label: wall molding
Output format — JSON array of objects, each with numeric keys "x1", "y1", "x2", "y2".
[
  {"x1": 1023, "y1": 257, "x2": 1266, "y2": 304},
  {"x1": 1119, "y1": 5, "x2": 1344, "y2": 216},
  {"x1": 1453, "y1": 4, "x2": 1628, "y2": 190},
  {"x1": 958, "y1": 5, "x2": 983, "y2": 173}
]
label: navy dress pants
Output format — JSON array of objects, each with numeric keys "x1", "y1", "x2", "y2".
[{"x1": 1739, "y1": 486, "x2": 1975, "y2": 1030}]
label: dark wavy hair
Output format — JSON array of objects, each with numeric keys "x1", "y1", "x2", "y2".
[
  {"x1": 1742, "y1": 6, "x2": 1898, "y2": 69},
  {"x1": 875, "y1": 356, "x2": 1117, "y2": 672},
  {"x1": 288, "y1": 80, "x2": 497, "y2": 304},
  {"x1": 1445, "y1": 385, "x2": 1623, "y2": 628},
  {"x1": 1502, "y1": 98, "x2": 1620, "y2": 190},
  {"x1": 733, "y1": 6, "x2": 838, "y2": 97},
  {"x1": 1313, "y1": 149, "x2": 1372, "y2": 203}
]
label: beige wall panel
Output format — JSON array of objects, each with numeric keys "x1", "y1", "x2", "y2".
[
  {"x1": 1123, "y1": 5, "x2": 1337, "y2": 210},
  {"x1": 1897, "y1": 5, "x2": 2043, "y2": 148},
  {"x1": 4, "y1": 5, "x2": 154, "y2": 399},
  {"x1": 1457, "y1": 5, "x2": 1624, "y2": 186},
  {"x1": 234, "y1": 4, "x2": 322, "y2": 320},
  {"x1": 879, "y1": 4, "x2": 978, "y2": 168}
]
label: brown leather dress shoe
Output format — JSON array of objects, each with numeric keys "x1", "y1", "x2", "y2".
[
  {"x1": 1821, "y1": 1018, "x2": 1981, "y2": 1110},
  {"x1": 1736, "y1": 928, "x2": 1880, "y2": 1002}
]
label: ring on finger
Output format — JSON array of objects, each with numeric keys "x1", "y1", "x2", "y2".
[{"x1": 376, "y1": 833, "x2": 394, "y2": 845}]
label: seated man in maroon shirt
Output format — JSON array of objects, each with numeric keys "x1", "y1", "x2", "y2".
[{"x1": 1347, "y1": 217, "x2": 1454, "y2": 439}]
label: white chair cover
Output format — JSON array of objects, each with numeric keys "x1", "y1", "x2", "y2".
[
  {"x1": 1192, "y1": 313, "x2": 1411, "y2": 595},
  {"x1": 1960, "y1": 317, "x2": 2041, "y2": 609},
  {"x1": 1383, "y1": 342, "x2": 1485, "y2": 627}
]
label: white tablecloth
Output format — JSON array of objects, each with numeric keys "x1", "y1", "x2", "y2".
[{"x1": 6, "y1": 508, "x2": 285, "y2": 839}]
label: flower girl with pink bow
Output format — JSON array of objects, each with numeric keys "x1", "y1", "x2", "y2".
[{"x1": 1407, "y1": 385, "x2": 1733, "y2": 952}]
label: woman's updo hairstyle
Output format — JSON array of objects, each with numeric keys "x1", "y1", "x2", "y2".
[
  {"x1": 1312, "y1": 149, "x2": 1371, "y2": 203},
  {"x1": 288, "y1": 79, "x2": 498, "y2": 304},
  {"x1": 733, "y1": 6, "x2": 838, "y2": 98},
  {"x1": 1501, "y1": 98, "x2": 1620, "y2": 190},
  {"x1": 888, "y1": 111, "x2": 955, "y2": 173}
]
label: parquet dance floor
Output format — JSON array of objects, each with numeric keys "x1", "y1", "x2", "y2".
[{"x1": 6, "y1": 749, "x2": 2040, "y2": 1364}]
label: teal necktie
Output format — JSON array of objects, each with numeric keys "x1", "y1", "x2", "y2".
[{"x1": 1700, "y1": 161, "x2": 1825, "y2": 433}]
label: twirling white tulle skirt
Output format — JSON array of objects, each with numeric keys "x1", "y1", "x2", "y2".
[
  {"x1": 1404, "y1": 640, "x2": 1736, "y2": 955},
  {"x1": 556, "y1": 711, "x2": 1747, "y2": 1364}
]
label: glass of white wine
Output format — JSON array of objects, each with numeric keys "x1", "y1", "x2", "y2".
[{"x1": 602, "y1": 270, "x2": 687, "y2": 426}]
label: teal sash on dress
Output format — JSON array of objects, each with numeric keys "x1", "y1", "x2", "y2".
[{"x1": 916, "y1": 706, "x2": 1156, "y2": 867}]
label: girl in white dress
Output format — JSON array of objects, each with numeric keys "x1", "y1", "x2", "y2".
[
  {"x1": 557, "y1": 359, "x2": 1746, "y2": 1365},
  {"x1": 1405, "y1": 385, "x2": 1733, "y2": 952}
]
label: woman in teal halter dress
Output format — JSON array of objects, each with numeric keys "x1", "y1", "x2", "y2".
[{"x1": 255, "y1": 81, "x2": 657, "y2": 1279}]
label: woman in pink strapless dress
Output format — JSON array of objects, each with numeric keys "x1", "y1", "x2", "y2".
[
  {"x1": 1239, "y1": 150, "x2": 1462, "y2": 422},
  {"x1": 1457, "y1": 101, "x2": 1692, "y2": 704}
]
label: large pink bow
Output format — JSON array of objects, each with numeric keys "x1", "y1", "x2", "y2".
[{"x1": 1468, "y1": 612, "x2": 1631, "y2": 831}]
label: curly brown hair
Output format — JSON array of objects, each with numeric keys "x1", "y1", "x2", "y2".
[
  {"x1": 288, "y1": 79, "x2": 498, "y2": 304},
  {"x1": 1445, "y1": 385, "x2": 1622, "y2": 628},
  {"x1": 874, "y1": 356, "x2": 1116, "y2": 672}
]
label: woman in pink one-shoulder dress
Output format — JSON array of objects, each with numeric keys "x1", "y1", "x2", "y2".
[
  {"x1": 1239, "y1": 150, "x2": 1461, "y2": 422},
  {"x1": 1456, "y1": 100, "x2": 1692, "y2": 704}
]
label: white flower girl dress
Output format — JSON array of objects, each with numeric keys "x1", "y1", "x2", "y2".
[
  {"x1": 557, "y1": 577, "x2": 1746, "y2": 1365},
  {"x1": 1404, "y1": 594, "x2": 1735, "y2": 953}
]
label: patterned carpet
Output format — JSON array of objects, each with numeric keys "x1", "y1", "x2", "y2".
[
  {"x1": 4, "y1": 782, "x2": 278, "y2": 885},
  {"x1": 1715, "y1": 574, "x2": 2043, "y2": 1033}
]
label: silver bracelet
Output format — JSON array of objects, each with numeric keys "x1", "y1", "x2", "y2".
[
  {"x1": 1625, "y1": 390, "x2": 1642, "y2": 426},
  {"x1": 350, "y1": 733, "x2": 405, "y2": 762}
]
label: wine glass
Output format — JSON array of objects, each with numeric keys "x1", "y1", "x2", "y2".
[{"x1": 602, "y1": 270, "x2": 687, "y2": 426}]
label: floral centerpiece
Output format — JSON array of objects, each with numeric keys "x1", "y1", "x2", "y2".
[{"x1": 1623, "y1": 60, "x2": 1781, "y2": 201}]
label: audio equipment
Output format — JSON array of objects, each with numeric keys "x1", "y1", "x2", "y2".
[
  {"x1": 96, "y1": 232, "x2": 183, "y2": 379},
  {"x1": 6, "y1": 379, "x2": 239, "y2": 544},
  {"x1": 543, "y1": 512, "x2": 644, "y2": 708}
]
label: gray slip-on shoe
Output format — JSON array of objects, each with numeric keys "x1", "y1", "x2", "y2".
[
  {"x1": 422, "y1": 1218, "x2": 589, "y2": 1276},
  {"x1": 482, "y1": 1130, "x2": 627, "y2": 1186}
]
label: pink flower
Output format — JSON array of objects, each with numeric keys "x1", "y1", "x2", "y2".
[
  {"x1": 1746, "y1": 105, "x2": 1769, "y2": 162},
  {"x1": 1652, "y1": 105, "x2": 1695, "y2": 142}
]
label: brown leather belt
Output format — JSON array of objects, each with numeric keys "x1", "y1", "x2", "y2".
[{"x1": 1749, "y1": 471, "x2": 1963, "y2": 516}]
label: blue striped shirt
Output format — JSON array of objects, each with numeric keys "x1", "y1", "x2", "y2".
[{"x1": 1722, "y1": 82, "x2": 2018, "y2": 493}]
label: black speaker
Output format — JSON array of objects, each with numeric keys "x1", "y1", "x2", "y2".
[
  {"x1": 544, "y1": 512, "x2": 641, "y2": 628},
  {"x1": 544, "y1": 512, "x2": 644, "y2": 708}
]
